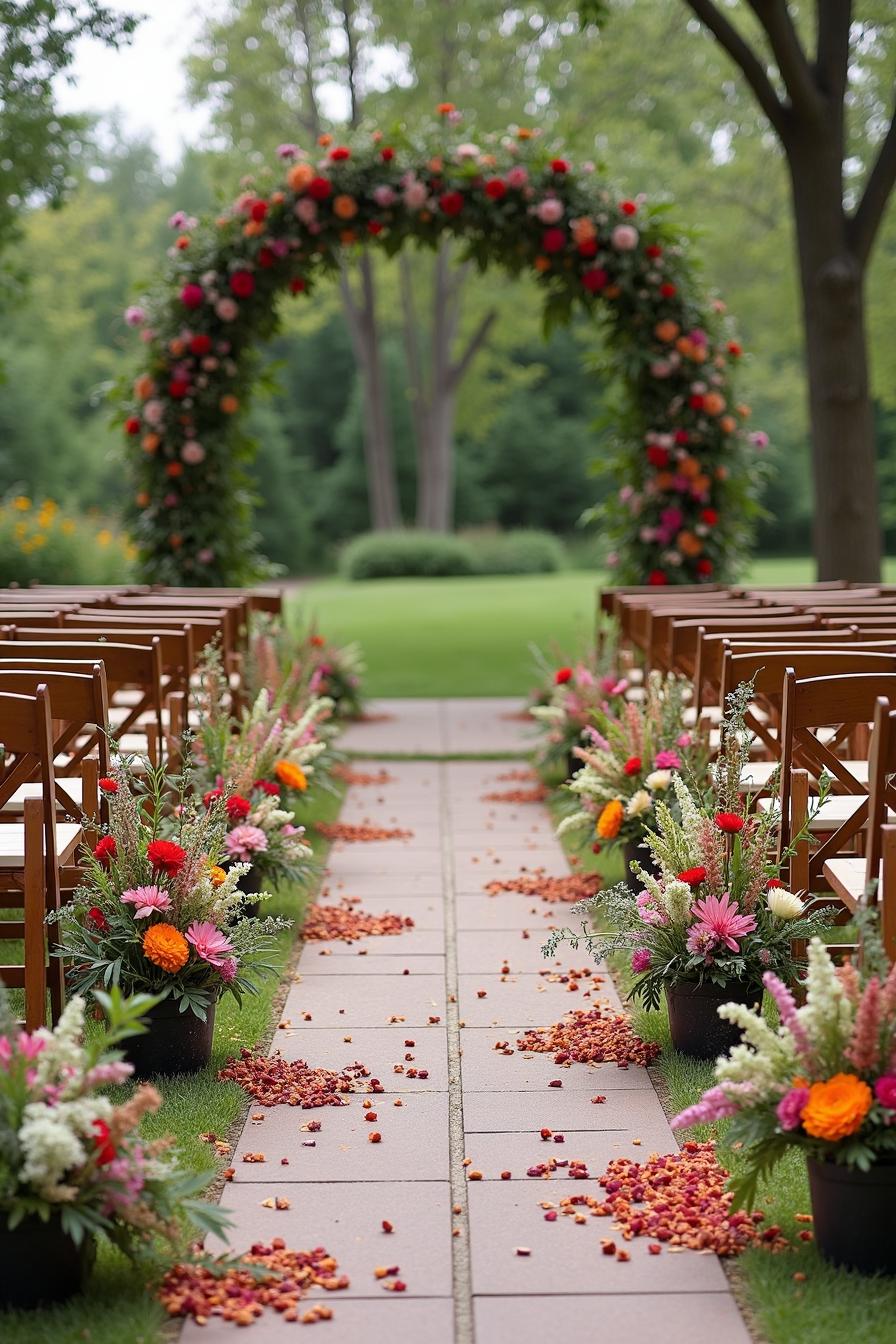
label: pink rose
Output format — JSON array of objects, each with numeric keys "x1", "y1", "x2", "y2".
[
  {"x1": 403, "y1": 180, "x2": 428, "y2": 210},
  {"x1": 181, "y1": 441, "x2": 205, "y2": 465},
  {"x1": 506, "y1": 166, "x2": 528, "y2": 189},
  {"x1": 536, "y1": 197, "x2": 564, "y2": 224},
  {"x1": 611, "y1": 224, "x2": 639, "y2": 251},
  {"x1": 294, "y1": 197, "x2": 318, "y2": 225},
  {"x1": 373, "y1": 185, "x2": 397, "y2": 207},
  {"x1": 215, "y1": 297, "x2": 239, "y2": 321}
]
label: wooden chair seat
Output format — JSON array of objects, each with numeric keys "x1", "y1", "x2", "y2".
[
  {"x1": 822, "y1": 857, "x2": 868, "y2": 910},
  {"x1": 758, "y1": 791, "x2": 894, "y2": 831},
  {"x1": 0, "y1": 821, "x2": 81, "y2": 867},
  {"x1": 1, "y1": 777, "x2": 83, "y2": 813}
]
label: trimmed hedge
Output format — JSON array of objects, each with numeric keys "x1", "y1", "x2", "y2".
[
  {"x1": 340, "y1": 529, "x2": 568, "y2": 581},
  {"x1": 465, "y1": 529, "x2": 566, "y2": 575}
]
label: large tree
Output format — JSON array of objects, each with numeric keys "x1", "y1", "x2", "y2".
[{"x1": 578, "y1": 0, "x2": 895, "y2": 579}]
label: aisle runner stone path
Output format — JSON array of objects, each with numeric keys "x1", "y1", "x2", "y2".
[
  {"x1": 338, "y1": 698, "x2": 531, "y2": 757},
  {"x1": 189, "y1": 708, "x2": 751, "y2": 1343}
]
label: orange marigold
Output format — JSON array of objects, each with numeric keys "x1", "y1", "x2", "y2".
[
  {"x1": 596, "y1": 799, "x2": 625, "y2": 840},
  {"x1": 143, "y1": 923, "x2": 189, "y2": 974},
  {"x1": 275, "y1": 760, "x2": 308, "y2": 792},
  {"x1": 801, "y1": 1073, "x2": 873, "y2": 1142},
  {"x1": 208, "y1": 865, "x2": 228, "y2": 888}
]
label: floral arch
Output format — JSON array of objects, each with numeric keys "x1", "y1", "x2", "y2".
[{"x1": 123, "y1": 111, "x2": 763, "y2": 587}]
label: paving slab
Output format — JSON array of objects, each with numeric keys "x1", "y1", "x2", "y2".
[
  {"x1": 454, "y1": 894, "x2": 562, "y2": 930},
  {"x1": 460, "y1": 1119, "x2": 677, "y2": 1179},
  {"x1": 463, "y1": 1086, "x2": 666, "y2": 1133},
  {"x1": 474, "y1": 1295, "x2": 752, "y2": 1344},
  {"x1": 319, "y1": 895, "x2": 445, "y2": 929},
  {"x1": 322, "y1": 873, "x2": 449, "y2": 898},
  {"x1": 282, "y1": 975, "x2": 447, "y2": 1028},
  {"x1": 184, "y1": 1299, "x2": 456, "y2": 1344},
  {"x1": 299, "y1": 929, "x2": 446, "y2": 958},
  {"x1": 458, "y1": 972, "x2": 620, "y2": 1026},
  {"x1": 461, "y1": 1028, "x2": 651, "y2": 1093},
  {"x1": 455, "y1": 929, "x2": 582, "y2": 973},
  {"x1": 272, "y1": 1025, "x2": 449, "y2": 1091},
  {"x1": 230, "y1": 1092, "x2": 449, "y2": 1181},
  {"x1": 295, "y1": 953, "x2": 446, "y2": 976}
]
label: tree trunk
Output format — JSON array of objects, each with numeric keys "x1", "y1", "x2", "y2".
[
  {"x1": 341, "y1": 255, "x2": 401, "y2": 530},
  {"x1": 787, "y1": 137, "x2": 882, "y2": 582}
]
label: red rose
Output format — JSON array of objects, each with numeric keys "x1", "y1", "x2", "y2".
[
  {"x1": 168, "y1": 378, "x2": 190, "y2": 400},
  {"x1": 484, "y1": 178, "x2": 507, "y2": 200},
  {"x1": 189, "y1": 334, "x2": 212, "y2": 356},
  {"x1": 289, "y1": 278, "x2": 307, "y2": 294},
  {"x1": 226, "y1": 795, "x2": 252, "y2": 822},
  {"x1": 554, "y1": 667, "x2": 573, "y2": 685},
  {"x1": 308, "y1": 176, "x2": 332, "y2": 201},
  {"x1": 645, "y1": 243, "x2": 663, "y2": 258},
  {"x1": 582, "y1": 267, "x2": 608, "y2": 293},
  {"x1": 541, "y1": 227, "x2": 567, "y2": 254},
  {"x1": 646, "y1": 444, "x2": 670, "y2": 468},
  {"x1": 700, "y1": 508, "x2": 718, "y2": 526},
  {"x1": 249, "y1": 199, "x2": 268, "y2": 222},
  {"x1": 620, "y1": 199, "x2": 637, "y2": 215},
  {"x1": 577, "y1": 238, "x2": 599, "y2": 258},
  {"x1": 550, "y1": 158, "x2": 569, "y2": 173},
  {"x1": 673, "y1": 429, "x2": 689, "y2": 445},
  {"x1": 230, "y1": 270, "x2": 255, "y2": 299},
  {"x1": 329, "y1": 146, "x2": 351, "y2": 161},
  {"x1": 203, "y1": 788, "x2": 224, "y2": 810},
  {"x1": 727, "y1": 340, "x2": 742, "y2": 357},
  {"x1": 180, "y1": 283, "x2": 204, "y2": 309},
  {"x1": 648, "y1": 570, "x2": 669, "y2": 587},
  {"x1": 623, "y1": 756, "x2": 642, "y2": 777},
  {"x1": 254, "y1": 779, "x2": 280, "y2": 797},
  {"x1": 715, "y1": 811, "x2": 745, "y2": 834},
  {"x1": 439, "y1": 191, "x2": 464, "y2": 217},
  {"x1": 689, "y1": 394, "x2": 706, "y2": 411},
  {"x1": 147, "y1": 838, "x2": 187, "y2": 878},
  {"x1": 92, "y1": 1119, "x2": 117, "y2": 1166},
  {"x1": 696, "y1": 558, "x2": 714, "y2": 577},
  {"x1": 380, "y1": 147, "x2": 394, "y2": 162},
  {"x1": 660, "y1": 282, "x2": 677, "y2": 298},
  {"x1": 258, "y1": 246, "x2": 276, "y2": 268},
  {"x1": 93, "y1": 835, "x2": 117, "y2": 868},
  {"x1": 98, "y1": 777, "x2": 118, "y2": 794},
  {"x1": 87, "y1": 906, "x2": 109, "y2": 933},
  {"x1": 125, "y1": 417, "x2": 141, "y2": 436},
  {"x1": 677, "y1": 867, "x2": 707, "y2": 886},
  {"x1": 367, "y1": 221, "x2": 384, "y2": 236}
]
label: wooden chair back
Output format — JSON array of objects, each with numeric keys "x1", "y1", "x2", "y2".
[{"x1": 0, "y1": 666, "x2": 107, "y2": 817}]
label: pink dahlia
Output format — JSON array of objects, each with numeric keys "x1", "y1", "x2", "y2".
[
  {"x1": 225, "y1": 825, "x2": 269, "y2": 861},
  {"x1": 185, "y1": 921, "x2": 235, "y2": 968},
  {"x1": 631, "y1": 948, "x2": 652, "y2": 973},
  {"x1": 121, "y1": 885, "x2": 172, "y2": 919},
  {"x1": 218, "y1": 957, "x2": 239, "y2": 983},
  {"x1": 776, "y1": 1084, "x2": 810, "y2": 1131},
  {"x1": 689, "y1": 891, "x2": 756, "y2": 952}
]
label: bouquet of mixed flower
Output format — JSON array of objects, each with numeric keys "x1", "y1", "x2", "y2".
[
  {"x1": 528, "y1": 632, "x2": 629, "y2": 778},
  {"x1": 672, "y1": 933, "x2": 896, "y2": 1205},
  {"x1": 247, "y1": 614, "x2": 366, "y2": 721},
  {"x1": 547, "y1": 683, "x2": 832, "y2": 1010},
  {"x1": 52, "y1": 762, "x2": 289, "y2": 1020},
  {"x1": 0, "y1": 986, "x2": 229, "y2": 1247},
  {"x1": 555, "y1": 671, "x2": 709, "y2": 852}
]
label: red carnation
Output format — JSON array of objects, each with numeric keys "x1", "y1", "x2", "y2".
[
  {"x1": 541, "y1": 227, "x2": 566, "y2": 254},
  {"x1": 696, "y1": 558, "x2": 714, "y2": 576},
  {"x1": 87, "y1": 906, "x2": 109, "y2": 933},
  {"x1": 289, "y1": 278, "x2": 307, "y2": 294},
  {"x1": 308, "y1": 176, "x2": 332, "y2": 201},
  {"x1": 168, "y1": 378, "x2": 190, "y2": 400},
  {"x1": 329, "y1": 146, "x2": 351, "y2": 161},
  {"x1": 203, "y1": 788, "x2": 224, "y2": 810},
  {"x1": 727, "y1": 340, "x2": 742, "y2": 357},
  {"x1": 380, "y1": 146, "x2": 394, "y2": 162},
  {"x1": 715, "y1": 811, "x2": 745, "y2": 834},
  {"x1": 582, "y1": 267, "x2": 608, "y2": 293},
  {"x1": 620, "y1": 199, "x2": 637, "y2": 215},
  {"x1": 226, "y1": 795, "x2": 252, "y2": 822},
  {"x1": 673, "y1": 429, "x2": 690, "y2": 445},
  {"x1": 258, "y1": 246, "x2": 276, "y2": 268},
  {"x1": 92, "y1": 1119, "x2": 117, "y2": 1167},
  {"x1": 577, "y1": 238, "x2": 599, "y2": 258},
  {"x1": 767, "y1": 878, "x2": 784, "y2": 889},
  {"x1": 125, "y1": 417, "x2": 141, "y2": 436},
  {"x1": 147, "y1": 838, "x2": 187, "y2": 878},
  {"x1": 677, "y1": 867, "x2": 707, "y2": 886},
  {"x1": 439, "y1": 191, "x2": 464, "y2": 217},
  {"x1": 230, "y1": 270, "x2": 255, "y2": 298},
  {"x1": 623, "y1": 756, "x2": 642, "y2": 777},
  {"x1": 93, "y1": 835, "x2": 117, "y2": 868},
  {"x1": 98, "y1": 777, "x2": 118, "y2": 794},
  {"x1": 189, "y1": 333, "x2": 212, "y2": 356},
  {"x1": 484, "y1": 178, "x2": 507, "y2": 200},
  {"x1": 689, "y1": 393, "x2": 706, "y2": 411},
  {"x1": 646, "y1": 444, "x2": 670, "y2": 468},
  {"x1": 660, "y1": 281, "x2": 678, "y2": 298},
  {"x1": 700, "y1": 508, "x2": 719, "y2": 526},
  {"x1": 550, "y1": 158, "x2": 569, "y2": 174},
  {"x1": 648, "y1": 570, "x2": 669, "y2": 587},
  {"x1": 367, "y1": 221, "x2": 384, "y2": 236},
  {"x1": 181, "y1": 283, "x2": 204, "y2": 309},
  {"x1": 554, "y1": 667, "x2": 573, "y2": 685},
  {"x1": 254, "y1": 779, "x2": 280, "y2": 797},
  {"x1": 249, "y1": 199, "x2": 268, "y2": 222},
  {"x1": 645, "y1": 243, "x2": 663, "y2": 258}
]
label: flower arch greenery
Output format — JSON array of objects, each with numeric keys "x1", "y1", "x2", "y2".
[{"x1": 123, "y1": 110, "x2": 764, "y2": 587}]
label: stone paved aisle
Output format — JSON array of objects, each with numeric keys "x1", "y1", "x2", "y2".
[{"x1": 187, "y1": 706, "x2": 751, "y2": 1344}]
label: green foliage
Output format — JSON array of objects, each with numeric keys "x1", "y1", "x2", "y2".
[
  {"x1": 340, "y1": 529, "x2": 478, "y2": 580},
  {"x1": 462, "y1": 529, "x2": 567, "y2": 575},
  {"x1": 0, "y1": 494, "x2": 136, "y2": 586}
]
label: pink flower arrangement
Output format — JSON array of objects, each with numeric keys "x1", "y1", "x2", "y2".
[
  {"x1": 689, "y1": 891, "x2": 756, "y2": 952},
  {"x1": 225, "y1": 825, "x2": 269, "y2": 861}
]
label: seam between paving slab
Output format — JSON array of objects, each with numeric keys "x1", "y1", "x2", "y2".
[{"x1": 440, "y1": 759, "x2": 476, "y2": 1344}]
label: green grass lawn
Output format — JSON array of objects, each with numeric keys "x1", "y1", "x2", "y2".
[{"x1": 295, "y1": 557, "x2": 896, "y2": 698}]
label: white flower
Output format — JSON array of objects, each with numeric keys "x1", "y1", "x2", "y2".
[
  {"x1": 663, "y1": 879, "x2": 692, "y2": 926},
  {"x1": 767, "y1": 888, "x2": 804, "y2": 921},
  {"x1": 645, "y1": 769, "x2": 671, "y2": 791},
  {"x1": 556, "y1": 810, "x2": 591, "y2": 837},
  {"x1": 626, "y1": 789, "x2": 652, "y2": 818}
]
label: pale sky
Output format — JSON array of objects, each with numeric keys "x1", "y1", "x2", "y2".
[{"x1": 55, "y1": 0, "x2": 211, "y2": 164}]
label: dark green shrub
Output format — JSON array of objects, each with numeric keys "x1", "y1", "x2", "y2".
[
  {"x1": 340, "y1": 530, "x2": 477, "y2": 580},
  {"x1": 465, "y1": 529, "x2": 567, "y2": 574}
]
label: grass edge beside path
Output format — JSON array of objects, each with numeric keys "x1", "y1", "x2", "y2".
[{"x1": 0, "y1": 780, "x2": 346, "y2": 1344}]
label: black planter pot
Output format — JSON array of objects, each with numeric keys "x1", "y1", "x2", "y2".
[
  {"x1": 124, "y1": 997, "x2": 216, "y2": 1078},
  {"x1": 0, "y1": 1214, "x2": 95, "y2": 1309},
  {"x1": 808, "y1": 1155, "x2": 896, "y2": 1275},
  {"x1": 665, "y1": 978, "x2": 761, "y2": 1060},
  {"x1": 622, "y1": 836, "x2": 660, "y2": 894},
  {"x1": 234, "y1": 862, "x2": 261, "y2": 919}
]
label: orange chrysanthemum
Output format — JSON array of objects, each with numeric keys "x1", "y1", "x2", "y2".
[
  {"x1": 596, "y1": 799, "x2": 625, "y2": 840},
  {"x1": 208, "y1": 865, "x2": 228, "y2": 888},
  {"x1": 143, "y1": 923, "x2": 190, "y2": 974},
  {"x1": 801, "y1": 1073, "x2": 873, "y2": 1142},
  {"x1": 275, "y1": 760, "x2": 308, "y2": 792}
]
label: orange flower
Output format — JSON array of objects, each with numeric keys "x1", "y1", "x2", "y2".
[
  {"x1": 654, "y1": 319, "x2": 680, "y2": 344},
  {"x1": 275, "y1": 760, "x2": 308, "y2": 792},
  {"x1": 437, "y1": 102, "x2": 455, "y2": 115},
  {"x1": 677, "y1": 530, "x2": 703, "y2": 558},
  {"x1": 719, "y1": 415, "x2": 737, "y2": 436},
  {"x1": 703, "y1": 391, "x2": 726, "y2": 417},
  {"x1": 220, "y1": 394, "x2": 240, "y2": 415},
  {"x1": 533, "y1": 255, "x2": 551, "y2": 273},
  {"x1": 134, "y1": 374, "x2": 156, "y2": 400},
  {"x1": 287, "y1": 162, "x2": 314, "y2": 193},
  {"x1": 801, "y1": 1073, "x2": 873, "y2": 1141},
  {"x1": 333, "y1": 193, "x2": 358, "y2": 221},
  {"x1": 143, "y1": 923, "x2": 189, "y2": 974},
  {"x1": 596, "y1": 799, "x2": 624, "y2": 840},
  {"x1": 208, "y1": 864, "x2": 228, "y2": 888},
  {"x1": 516, "y1": 127, "x2": 534, "y2": 140},
  {"x1": 142, "y1": 434, "x2": 160, "y2": 454}
]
